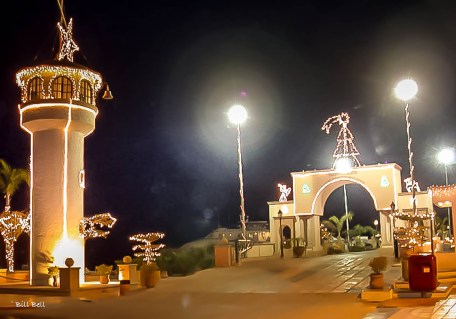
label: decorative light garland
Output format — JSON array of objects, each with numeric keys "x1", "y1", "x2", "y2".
[
  {"x1": 322, "y1": 112, "x2": 361, "y2": 167},
  {"x1": 79, "y1": 212, "x2": 117, "y2": 240},
  {"x1": 16, "y1": 65, "x2": 102, "y2": 104},
  {"x1": 429, "y1": 184, "x2": 456, "y2": 198},
  {"x1": 0, "y1": 211, "x2": 31, "y2": 272},
  {"x1": 129, "y1": 232, "x2": 165, "y2": 265}
]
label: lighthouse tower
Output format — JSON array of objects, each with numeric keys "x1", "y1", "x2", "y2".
[{"x1": 16, "y1": 16, "x2": 107, "y2": 285}]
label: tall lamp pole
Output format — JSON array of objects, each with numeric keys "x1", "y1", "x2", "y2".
[
  {"x1": 278, "y1": 209, "x2": 284, "y2": 258},
  {"x1": 394, "y1": 79, "x2": 418, "y2": 216},
  {"x1": 437, "y1": 147, "x2": 455, "y2": 239},
  {"x1": 228, "y1": 104, "x2": 248, "y2": 241}
]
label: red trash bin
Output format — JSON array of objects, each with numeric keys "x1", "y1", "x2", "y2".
[{"x1": 408, "y1": 253, "x2": 437, "y2": 291}]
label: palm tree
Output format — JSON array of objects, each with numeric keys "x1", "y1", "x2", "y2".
[
  {"x1": 0, "y1": 159, "x2": 30, "y2": 212},
  {"x1": 322, "y1": 212, "x2": 354, "y2": 243},
  {"x1": 435, "y1": 215, "x2": 449, "y2": 239}
]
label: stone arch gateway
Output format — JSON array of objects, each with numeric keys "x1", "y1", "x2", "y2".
[{"x1": 268, "y1": 163, "x2": 421, "y2": 255}]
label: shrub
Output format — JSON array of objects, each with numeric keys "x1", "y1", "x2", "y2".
[{"x1": 369, "y1": 256, "x2": 387, "y2": 274}]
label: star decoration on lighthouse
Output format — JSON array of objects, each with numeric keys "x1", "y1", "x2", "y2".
[{"x1": 57, "y1": 18, "x2": 79, "y2": 62}]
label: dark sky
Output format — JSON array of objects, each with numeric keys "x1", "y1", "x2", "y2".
[{"x1": 1, "y1": 1, "x2": 456, "y2": 266}]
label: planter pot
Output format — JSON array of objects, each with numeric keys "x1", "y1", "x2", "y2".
[
  {"x1": 369, "y1": 273, "x2": 384, "y2": 289},
  {"x1": 293, "y1": 246, "x2": 305, "y2": 258},
  {"x1": 99, "y1": 275, "x2": 110, "y2": 284},
  {"x1": 161, "y1": 270, "x2": 168, "y2": 278},
  {"x1": 140, "y1": 269, "x2": 160, "y2": 288}
]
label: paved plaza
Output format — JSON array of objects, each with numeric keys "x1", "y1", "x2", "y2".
[{"x1": 0, "y1": 249, "x2": 454, "y2": 319}]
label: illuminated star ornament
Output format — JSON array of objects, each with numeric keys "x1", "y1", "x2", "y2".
[
  {"x1": 57, "y1": 18, "x2": 79, "y2": 62},
  {"x1": 278, "y1": 183, "x2": 291, "y2": 202},
  {"x1": 322, "y1": 112, "x2": 361, "y2": 168}
]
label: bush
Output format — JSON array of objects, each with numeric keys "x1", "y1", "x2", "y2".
[
  {"x1": 327, "y1": 243, "x2": 344, "y2": 254},
  {"x1": 155, "y1": 246, "x2": 215, "y2": 276}
]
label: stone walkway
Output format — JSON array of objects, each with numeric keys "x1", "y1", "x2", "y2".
[{"x1": 0, "y1": 249, "x2": 454, "y2": 319}]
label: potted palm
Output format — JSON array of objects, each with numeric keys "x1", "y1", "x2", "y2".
[
  {"x1": 95, "y1": 264, "x2": 113, "y2": 284},
  {"x1": 140, "y1": 262, "x2": 160, "y2": 288},
  {"x1": 47, "y1": 265, "x2": 59, "y2": 287},
  {"x1": 368, "y1": 256, "x2": 387, "y2": 289}
]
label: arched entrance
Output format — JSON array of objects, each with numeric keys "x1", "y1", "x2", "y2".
[
  {"x1": 292, "y1": 163, "x2": 402, "y2": 251},
  {"x1": 269, "y1": 163, "x2": 434, "y2": 256}
]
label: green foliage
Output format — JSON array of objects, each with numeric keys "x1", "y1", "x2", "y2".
[
  {"x1": 326, "y1": 242, "x2": 344, "y2": 254},
  {"x1": 47, "y1": 265, "x2": 59, "y2": 277},
  {"x1": 435, "y1": 215, "x2": 449, "y2": 239},
  {"x1": 140, "y1": 262, "x2": 159, "y2": 272},
  {"x1": 155, "y1": 245, "x2": 215, "y2": 276},
  {"x1": 0, "y1": 159, "x2": 30, "y2": 211},
  {"x1": 369, "y1": 256, "x2": 387, "y2": 274},
  {"x1": 323, "y1": 212, "x2": 354, "y2": 241},
  {"x1": 95, "y1": 264, "x2": 113, "y2": 275}
]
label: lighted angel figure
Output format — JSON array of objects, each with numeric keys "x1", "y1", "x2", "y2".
[
  {"x1": 278, "y1": 183, "x2": 291, "y2": 202},
  {"x1": 404, "y1": 177, "x2": 421, "y2": 192},
  {"x1": 322, "y1": 112, "x2": 361, "y2": 167}
]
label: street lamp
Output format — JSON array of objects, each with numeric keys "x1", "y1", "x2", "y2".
[
  {"x1": 374, "y1": 219, "x2": 379, "y2": 232},
  {"x1": 278, "y1": 209, "x2": 284, "y2": 258},
  {"x1": 395, "y1": 78, "x2": 418, "y2": 215},
  {"x1": 437, "y1": 147, "x2": 455, "y2": 238},
  {"x1": 227, "y1": 104, "x2": 248, "y2": 241},
  {"x1": 335, "y1": 157, "x2": 353, "y2": 245}
]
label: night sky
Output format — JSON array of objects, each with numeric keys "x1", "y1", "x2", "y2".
[{"x1": 1, "y1": 1, "x2": 456, "y2": 268}]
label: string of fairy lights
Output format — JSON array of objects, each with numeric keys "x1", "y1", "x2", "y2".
[
  {"x1": 129, "y1": 233, "x2": 166, "y2": 265},
  {"x1": 79, "y1": 212, "x2": 117, "y2": 240},
  {"x1": 0, "y1": 211, "x2": 31, "y2": 272},
  {"x1": 16, "y1": 65, "x2": 102, "y2": 104}
]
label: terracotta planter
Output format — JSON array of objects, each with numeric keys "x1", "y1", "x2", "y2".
[
  {"x1": 293, "y1": 246, "x2": 305, "y2": 258},
  {"x1": 140, "y1": 269, "x2": 160, "y2": 288},
  {"x1": 99, "y1": 275, "x2": 110, "y2": 284},
  {"x1": 369, "y1": 273, "x2": 384, "y2": 289}
]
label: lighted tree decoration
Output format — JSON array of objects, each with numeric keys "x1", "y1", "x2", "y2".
[
  {"x1": 79, "y1": 212, "x2": 117, "y2": 240},
  {"x1": 321, "y1": 112, "x2": 361, "y2": 167},
  {"x1": 0, "y1": 210, "x2": 30, "y2": 272},
  {"x1": 129, "y1": 232, "x2": 165, "y2": 265}
]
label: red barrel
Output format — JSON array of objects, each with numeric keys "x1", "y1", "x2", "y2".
[{"x1": 408, "y1": 253, "x2": 437, "y2": 291}]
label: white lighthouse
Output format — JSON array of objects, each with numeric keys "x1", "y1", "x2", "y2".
[{"x1": 16, "y1": 16, "x2": 109, "y2": 285}]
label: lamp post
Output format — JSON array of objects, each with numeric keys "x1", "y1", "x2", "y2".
[
  {"x1": 335, "y1": 157, "x2": 353, "y2": 246},
  {"x1": 437, "y1": 147, "x2": 455, "y2": 238},
  {"x1": 374, "y1": 219, "x2": 379, "y2": 233},
  {"x1": 394, "y1": 79, "x2": 418, "y2": 216},
  {"x1": 278, "y1": 209, "x2": 284, "y2": 258},
  {"x1": 391, "y1": 201, "x2": 399, "y2": 258},
  {"x1": 227, "y1": 104, "x2": 248, "y2": 241}
]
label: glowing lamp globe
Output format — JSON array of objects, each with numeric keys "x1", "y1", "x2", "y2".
[
  {"x1": 280, "y1": 204, "x2": 289, "y2": 215},
  {"x1": 335, "y1": 157, "x2": 353, "y2": 174},
  {"x1": 438, "y1": 147, "x2": 456, "y2": 165},
  {"x1": 394, "y1": 79, "x2": 418, "y2": 101},
  {"x1": 227, "y1": 104, "x2": 247, "y2": 125}
]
